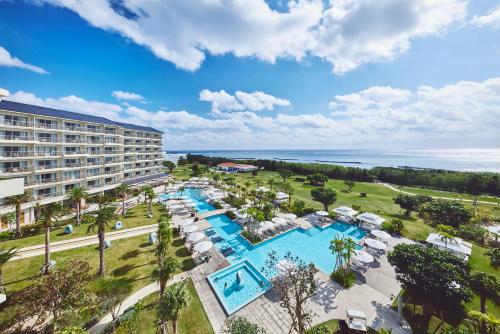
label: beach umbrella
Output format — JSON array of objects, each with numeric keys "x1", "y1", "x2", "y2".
[
  {"x1": 194, "y1": 241, "x2": 213, "y2": 253},
  {"x1": 272, "y1": 217, "x2": 287, "y2": 225},
  {"x1": 371, "y1": 230, "x2": 391, "y2": 241},
  {"x1": 352, "y1": 250, "x2": 374, "y2": 264},
  {"x1": 281, "y1": 213, "x2": 297, "y2": 220},
  {"x1": 256, "y1": 186, "x2": 269, "y2": 192},
  {"x1": 187, "y1": 232, "x2": 205, "y2": 243},
  {"x1": 364, "y1": 238, "x2": 387, "y2": 250},
  {"x1": 177, "y1": 219, "x2": 194, "y2": 226},
  {"x1": 182, "y1": 225, "x2": 199, "y2": 233},
  {"x1": 315, "y1": 211, "x2": 329, "y2": 217},
  {"x1": 259, "y1": 221, "x2": 274, "y2": 229}
]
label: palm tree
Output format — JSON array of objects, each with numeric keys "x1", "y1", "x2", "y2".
[
  {"x1": 40, "y1": 203, "x2": 64, "y2": 274},
  {"x1": 267, "y1": 178, "x2": 275, "y2": 191},
  {"x1": 144, "y1": 186, "x2": 155, "y2": 216},
  {"x1": 244, "y1": 180, "x2": 252, "y2": 192},
  {"x1": 470, "y1": 272, "x2": 499, "y2": 334},
  {"x1": 254, "y1": 178, "x2": 263, "y2": 188},
  {"x1": 115, "y1": 184, "x2": 129, "y2": 217},
  {"x1": 155, "y1": 218, "x2": 173, "y2": 263},
  {"x1": 330, "y1": 235, "x2": 356, "y2": 273},
  {"x1": 212, "y1": 173, "x2": 220, "y2": 185},
  {"x1": 68, "y1": 187, "x2": 88, "y2": 226},
  {"x1": 0, "y1": 247, "x2": 17, "y2": 292},
  {"x1": 4, "y1": 191, "x2": 32, "y2": 236},
  {"x1": 153, "y1": 256, "x2": 180, "y2": 296},
  {"x1": 436, "y1": 224, "x2": 455, "y2": 250},
  {"x1": 157, "y1": 282, "x2": 191, "y2": 334},
  {"x1": 87, "y1": 195, "x2": 115, "y2": 276},
  {"x1": 280, "y1": 182, "x2": 295, "y2": 206}
]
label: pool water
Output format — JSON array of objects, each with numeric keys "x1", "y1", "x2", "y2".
[
  {"x1": 207, "y1": 260, "x2": 271, "y2": 315},
  {"x1": 206, "y1": 214, "x2": 366, "y2": 276},
  {"x1": 159, "y1": 188, "x2": 215, "y2": 213}
]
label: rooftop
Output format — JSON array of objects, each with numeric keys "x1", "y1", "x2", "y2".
[{"x1": 0, "y1": 100, "x2": 163, "y2": 134}]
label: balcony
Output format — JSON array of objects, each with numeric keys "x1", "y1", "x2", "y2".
[
  {"x1": 33, "y1": 191, "x2": 64, "y2": 200},
  {"x1": 35, "y1": 151, "x2": 62, "y2": 157},
  {"x1": 0, "y1": 120, "x2": 34, "y2": 127},
  {"x1": 37, "y1": 137, "x2": 61, "y2": 143},
  {"x1": 86, "y1": 160, "x2": 102, "y2": 166},
  {"x1": 64, "y1": 162, "x2": 85, "y2": 168},
  {"x1": 1, "y1": 151, "x2": 30, "y2": 158},
  {"x1": 64, "y1": 151, "x2": 85, "y2": 156},
  {"x1": 0, "y1": 134, "x2": 34, "y2": 141},
  {"x1": 0, "y1": 166, "x2": 30, "y2": 173},
  {"x1": 36, "y1": 123, "x2": 60, "y2": 130},
  {"x1": 86, "y1": 139, "x2": 103, "y2": 144},
  {"x1": 36, "y1": 164, "x2": 60, "y2": 171},
  {"x1": 64, "y1": 138, "x2": 85, "y2": 144},
  {"x1": 87, "y1": 151, "x2": 101, "y2": 155}
]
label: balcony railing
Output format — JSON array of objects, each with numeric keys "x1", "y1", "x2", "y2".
[
  {"x1": 0, "y1": 166, "x2": 30, "y2": 173},
  {"x1": 33, "y1": 191, "x2": 65, "y2": 200},
  {"x1": 86, "y1": 160, "x2": 102, "y2": 166},
  {"x1": 1, "y1": 151, "x2": 29, "y2": 157},
  {"x1": 36, "y1": 151, "x2": 62, "y2": 157},
  {"x1": 64, "y1": 151, "x2": 84, "y2": 155},
  {"x1": 0, "y1": 135, "x2": 34, "y2": 141},
  {"x1": 36, "y1": 123, "x2": 59, "y2": 130},
  {"x1": 0, "y1": 120, "x2": 33, "y2": 127}
]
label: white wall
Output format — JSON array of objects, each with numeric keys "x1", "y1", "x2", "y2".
[{"x1": 0, "y1": 177, "x2": 24, "y2": 198}]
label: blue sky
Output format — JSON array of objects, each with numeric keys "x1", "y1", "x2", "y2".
[{"x1": 1, "y1": 0, "x2": 500, "y2": 150}]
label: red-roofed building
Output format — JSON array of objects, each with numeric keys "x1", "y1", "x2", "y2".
[{"x1": 216, "y1": 162, "x2": 258, "y2": 173}]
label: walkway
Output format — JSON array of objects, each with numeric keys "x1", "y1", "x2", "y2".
[
  {"x1": 378, "y1": 182, "x2": 499, "y2": 206},
  {"x1": 197, "y1": 209, "x2": 226, "y2": 219},
  {"x1": 12, "y1": 224, "x2": 158, "y2": 260}
]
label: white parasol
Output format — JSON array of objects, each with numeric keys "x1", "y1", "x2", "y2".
[
  {"x1": 352, "y1": 250, "x2": 374, "y2": 263},
  {"x1": 194, "y1": 241, "x2": 213, "y2": 253},
  {"x1": 272, "y1": 217, "x2": 287, "y2": 225},
  {"x1": 182, "y1": 225, "x2": 199, "y2": 233},
  {"x1": 315, "y1": 211, "x2": 329, "y2": 217},
  {"x1": 177, "y1": 219, "x2": 194, "y2": 226},
  {"x1": 371, "y1": 230, "x2": 391, "y2": 241},
  {"x1": 187, "y1": 232, "x2": 205, "y2": 243},
  {"x1": 281, "y1": 213, "x2": 297, "y2": 220},
  {"x1": 259, "y1": 221, "x2": 274, "y2": 229},
  {"x1": 364, "y1": 238, "x2": 387, "y2": 250}
]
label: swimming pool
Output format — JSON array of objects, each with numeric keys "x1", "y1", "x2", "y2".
[
  {"x1": 159, "y1": 188, "x2": 215, "y2": 213},
  {"x1": 205, "y1": 214, "x2": 366, "y2": 275}
]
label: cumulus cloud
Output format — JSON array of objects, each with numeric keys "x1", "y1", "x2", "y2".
[
  {"x1": 6, "y1": 77, "x2": 500, "y2": 149},
  {"x1": 471, "y1": 5, "x2": 500, "y2": 28},
  {"x1": 112, "y1": 90, "x2": 146, "y2": 102},
  {"x1": 199, "y1": 89, "x2": 290, "y2": 113},
  {"x1": 0, "y1": 46, "x2": 48, "y2": 74},
  {"x1": 42, "y1": 0, "x2": 466, "y2": 74}
]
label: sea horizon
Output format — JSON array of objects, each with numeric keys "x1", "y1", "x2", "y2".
[{"x1": 165, "y1": 148, "x2": 500, "y2": 173}]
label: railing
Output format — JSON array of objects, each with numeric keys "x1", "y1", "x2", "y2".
[
  {"x1": 36, "y1": 123, "x2": 59, "y2": 130},
  {"x1": 86, "y1": 171, "x2": 101, "y2": 177},
  {"x1": 38, "y1": 137, "x2": 61, "y2": 143},
  {"x1": 64, "y1": 162, "x2": 85, "y2": 168},
  {"x1": 0, "y1": 120, "x2": 33, "y2": 127},
  {"x1": 87, "y1": 151, "x2": 101, "y2": 155},
  {"x1": 64, "y1": 151, "x2": 84, "y2": 155},
  {"x1": 1, "y1": 151, "x2": 30, "y2": 157},
  {"x1": 87, "y1": 139, "x2": 104, "y2": 144},
  {"x1": 62, "y1": 175, "x2": 82, "y2": 181},
  {"x1": 36, "y1": 164, "x2": 60, "y2": 170},
  {"x1": 0, "y1": 166, "x2": 30, "y2": 173},
  {"x1": 33, "y1": 191, "x2": 64, "y2": 200},
  {"x1": 64, "y1": 138, "x2": 86, "y2": 143},
  {"x1": 0, "y1": 135, "x2": 34, "y2": 141},
  {"x1": 36, "y1": 151, "x2": 62, "y2": 157},
  {"x1": 103, "y1": 151, "x2": 123, "y2": 155},
  {"x1": 86, "y1": 160, "x2": 102, "y2": 166}
]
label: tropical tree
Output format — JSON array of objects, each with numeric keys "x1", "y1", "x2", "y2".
[
  {"x1": 153, "y1": 256, "x2": 180, "y2": 296},
  {"x1": 87, "y1": 195, "x2": 115, "y2": 276},
  {"x1": 0, "y1": 213, "x2": 15, "y2": 231},
  {"x1": 212, "y1": 172, "x2": 221, "y2": 184},
  {"x1": 310, "y1": 188, "x2": 337, "y2": 211},
  {"x1": 267, "y1": 178, "x2": 275, "y2": 191},
  {"x1": 222, "y1": 316, "x2": 267, "y2": 334},
  {"x1": 393, "y1": 194, "x2": 418, "y2": 216},
  {"x1": 95, "y1": 278, "x2": 133, "y2": 327},
  {"x1": 144, "y1": 186, "x2": 155, "y2": 216},
  {"x1": 4, "y1": 191, "x2": 32, "y2": 236},
  {"x1": 68, "y1": 187, "x2": 88, "y2": 225},
  {"x1": 435, "y1": 224, "x2": 456, "y2": 249},
  {"x1": 263, "y1": 251, "x2": 317, "y2": 334},
  {"x1": 307, "y1": 173, "x2": 328, "y2": 187},
  {"x1": 329, "y1": 235, "x2": 357, "y2": 273},
  {"x1": 244, "y1": 180, "x2": 252, "y2": 192},
  {"x1": 278, "y1": 169, "x2": 293, "y2": 182},
  {"x1": 163, "y1": 160, "x2": 176, "y2": 173},
  {"x1": 419, "y1": 199, "x2": 472, "y2": 228},
  {"x1": 40, "y1": 202, "x2": 64, "y2": 274},
  {"x1": 279, "y1": 182, "x2": 294, "y2": 206},
  {"x1": 344, "y1": 180, "x2": 355, "y2": 192},
  {"x1": 469, "y1": 272, "x2": 500, "y2": 319},
  {"x1": 157, "y1": 282, "x2": 191, "y2": 334},
  {"x1": 115, "y1": 183, "x2": 129, "y2": 217},
  {"x1": 388, "y1": 243, "x2": 472, "y2": 324},
  {"x1": 466, "y1": 311, "x2": 499, "y2": 334},
  {"x1": 254, "y1": 177, "x2": 264, "y2": 187},
  {"x1": 0, "y1": 247, "x2": 17, "y2": 292},
  {"x1": 155, "y1": 218, "x2": 173, "y2": 263}
]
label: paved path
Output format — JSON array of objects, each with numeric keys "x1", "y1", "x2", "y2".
[
  {"x1": 197, "y1": 209, "x2": 226, "y2": 219},
  {"x1": 12, "y1": 224, "x2": 158, "y2": 260},
  {"x1": 378, "y1": 182, "x2": 499, "y2": 206}
]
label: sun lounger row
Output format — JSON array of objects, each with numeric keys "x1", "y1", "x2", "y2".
[{"x1": 220, "y1": 246, "x2": 235, "y2": 256}]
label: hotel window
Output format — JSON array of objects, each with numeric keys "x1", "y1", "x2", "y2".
[
  {"x1": 63, "y1": 171, "x2": 80, "y2": 180},
  {"x1": 65, "y1": 134, "x2": 80, "y2": 143},
  {"x1": 37, "y1": 119, "x2": 57, "y2": 129},
  {"x1": 37, "y1": 187, "x2": 56, "y2": 197},
  {"x1": 87, "y1": 168, "x2": 100, "y2": 176},
  {"x1": 38, "y1": 132, "x2": 56, "y2": 142},
  {"x1": 65, "y1": 122, "x2": 80, "y2": 131},
  {"x1": 1, "y1": 161, "x2": 27, "y2": 172},
  {"x1": 87, "y1": 124, "x2": 100, "y2": 133},
  {"x1": 37, "y1": 160, "x2": 55, "y2": 169},
  {"x1": 87, "y1": 180, "x2": 98, "y2": 188},
  {"x1": 87, "y1": 158, "x2": 100, "y2": 165},
  {"x1": 64, "y1": 183, "x2": 79, "y2": 192},
  {"x1": 37, "y1": 173, "x2": 56, "y2": 183},
  {"x1": 87, "y1": 147, "x2": 100, "y2": 155},
  {"x1": 65, "y1": 147, "x2": 80, "y2": 154},
  {"x1": 3, "y1": 115, "x2": 28, "y2": 126},
  {"x1": 65, "y1": 159, "x2": 78, "y2": 167}
]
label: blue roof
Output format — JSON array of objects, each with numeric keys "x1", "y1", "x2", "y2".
[{"x1": 0, "y1": 100, "x2": 163, "y2": 134}]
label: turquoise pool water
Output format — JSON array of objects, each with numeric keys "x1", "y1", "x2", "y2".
[
  {"x1": 159, "y1": 188, "x2": 215, "y2": 213},
  {"x1": 205, "y1": 214, "x2": 366, "y2": 275},
  {"x1": 207, "y1": 260, "x2": 272, "y2": 315}
]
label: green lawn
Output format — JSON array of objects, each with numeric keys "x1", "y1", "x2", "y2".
[
  {"x1": 136, "y1": 279, "x2": 214, "y2": 334},
  {"x1": 398, "y1": 185, "x2": 500, "y2": 205},
  {"x1": 308, "y1": 319, "x2": 380, "y2": 333},
  {"x1": 3, "y1": 230, "x2": 195, "y2": 293},
  {"x1": 0, "y1": 203, "x2": 165, "y2": 249}
]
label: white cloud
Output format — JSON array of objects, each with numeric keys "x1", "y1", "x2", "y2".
[
  {"x1": 5, "y1": 76, "x2": 500, "y2": 149},
  {"x1": 42, "y1": 0, "x2": 466, "y2": 74},
  {"x1": 199, "y1": 89, "x2": 290, "y2": 113},
  {"x1": 471, "y1": 5, "x2": 500, "y2": 28},
  {"x1": 0, "y1": 46, "x2": 48, "y2": 74},
  {"x1": 112, "y1": 90, "x2": 145, "y2": 102}
]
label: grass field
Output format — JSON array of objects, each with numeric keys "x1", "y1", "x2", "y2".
[
  {"x1": 137, "y1": 279, "x2": 214, "y2": 334},
  {"x1": 0, "y1": 203, "x2": 164, "y2": 249},
  {"x1": 398, "y1": 185, "x2": 500, "y2": 204},
  {"x1": 3, "y1": 230, "x2": 195, "y2": 293}
]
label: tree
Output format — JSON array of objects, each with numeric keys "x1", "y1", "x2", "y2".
[
  {"x1": 143, "y1": 186, "x2": 155, "y2": 215},
  {"x1": 469, "y1": 272, "x2": 500, "y2": 315},
  {"x1": 245, "y1": 207, "x2": 265, "y2": 235},
  {"x1": 263, "y1": 251, "x2": 317, "y2": 334},
  {"x1": 388, "y1": 244, "x2": 472, "y2": 323},
  {"x1": 87, "y1": 195, "x2": 115, "y2": 276},
  {"x1": 280, "y1": 182, "x2": 294, "y2": 206},
  {"x1": 267, "y1": 178, "x2": 275, "y2": 191},
  {"x1": 222, "y1": 316, "x2": 267, "y2": 334},
  {"x1": 155, "y1": 218, "x2": 173, "y2": 264},
  {"x1": 157, "y1": 282, "x2": 191, "y2": 334},
  {"x1": 153, "y1": 256, "x2": 180, "y2": 296},
  {"x1": 466, "y1": 311, "x2": 499, "y2": 334},
  {"x1": 254, "y1": 177, "x2": 264, "y2": 187},
  {"x1": 40, "y1": 202, "x2": 64, "y2": 274},
  {"x1": 485, "y1": 247, "x2": 499, "y2": 267},
  {"x1": 435, "y1": 223, "x2": 456, "y2": 249},
  {"x1": 278, "y1": 169, "x2": 293, "y2": 182},
  {"x1": 68, "y1": 187, "x2": 88, "y2": 226},
  {"x1": 329, "y1": 235, "x2": 357, "y2": 287},
  {"x1": 344, "y1": 180, "x2": 355, "y2": 192},
  {"x1": 0, "y1": 247, "x2": 17, "y2": 293},
  {"x1": 115, "y1": 184, "x2": 129, "y2": 217},
  {"x1": 95, "y1": 278, "x2": 133, "y2": 327},
  {"x1": 419, "y1": 199, "x2": 472, "y2": 228},
  {"x1": 310, "y1": 188, "x2": 337, "y2": 211},
  {"x1": 212, "y1": 172, "x2": 221, "y2": 184},
  {"x1": 307, "y1": 173, "x2": 328, "y2": 187},
  {"x1": 394, "y1": 194, "x2": 418, "y2": 216},
  {"x1": 15, "y1": 260, "x2": 97, "y2": 334},
  {"x1": 4, "y1": 191, "x2": 32, "y2": 236},
  {"x1": 163, "y1": 160, "x2": 176, "y2": 173}
]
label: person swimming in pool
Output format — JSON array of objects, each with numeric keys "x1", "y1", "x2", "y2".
[{"x1": 224, "y1": 282, "x2": 228, "y2": 290}]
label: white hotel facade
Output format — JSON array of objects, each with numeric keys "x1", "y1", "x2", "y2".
[{"x1": 0, "y1": 98, "x2": 166, "y2": 225}]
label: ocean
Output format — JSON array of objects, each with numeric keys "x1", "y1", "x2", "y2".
[{"x1": 165, "y1": 149, "x2": 500, "y2": 173}]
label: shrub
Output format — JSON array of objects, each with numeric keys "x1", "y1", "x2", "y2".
[
  {"x1": 295, "y1": 177, "x2": 306, "y2": 182},
  {"x1": 290, "y1": 200, "x2": 315, "y2": 217},
  {"x1": 352, "y1": 204, "x2": 362, "y2": 212},
  {"x1": 330, "y1": 269, "x2": 356, "y2": 288},
  {"x1": 241, "y1": 230, "x2": 262, "y2": 244},
  {"x1": 360, "y1": 192, "x2": 367, "y2": 197},
  {"x1": 0, "y1": 230, "x2": 14, "y2": 241},
  {"x1": 457, "y1": 224, "x2": 488, "y2": 245},
  {"x1": 306, "y1": 325, "x2": 330, "y2": 334},
  {"x1": 213, "y1": 201, "x2": 223, "y2": 209},
  {"x1": 486, "y1": 247, "x2": 500, "y2": 267},
  {"x1": 382, "y1": 219, "x2": 404, "y2": 235},
  {"x1": 225, "y1": 210, "x2": 236, "y2": 220}
]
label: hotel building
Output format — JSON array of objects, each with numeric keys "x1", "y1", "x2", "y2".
[{"x1": 0, "y1": 99, "x2": 165, "y2": 225}]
